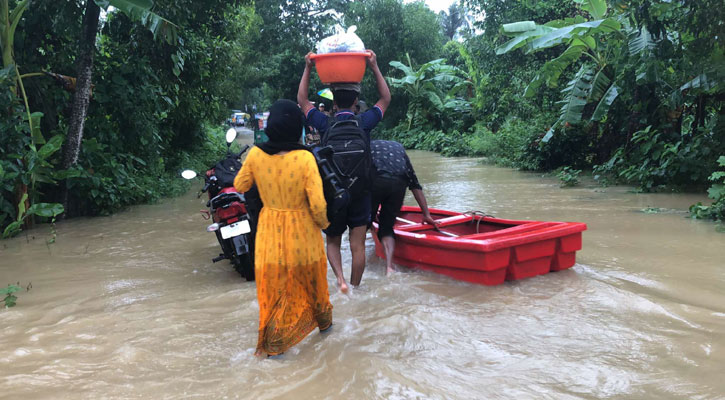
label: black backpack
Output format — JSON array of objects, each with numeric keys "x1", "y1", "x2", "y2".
[
  {"x1": 321, "y1": 116, "x2": 373, "y2": 197},
  {"x1": 312, "y1": 145, "x2": 350, "y2": 222}
]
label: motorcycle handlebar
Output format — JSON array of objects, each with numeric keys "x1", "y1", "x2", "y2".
[{"x1": 238, "y1": 144, "x2": 250, "y2": 158}]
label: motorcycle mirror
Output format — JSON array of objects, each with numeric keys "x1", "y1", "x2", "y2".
[
  {"x1": 226, "y1": 128, "x2": 237, "y2": 144},
  {"x1": 181, "y1": 169, "x2": 197, "y2": 180}
]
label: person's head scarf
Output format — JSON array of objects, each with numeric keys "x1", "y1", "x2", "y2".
[{"x1": 258, "y1": 99, "x2": 309, "y2": 155}]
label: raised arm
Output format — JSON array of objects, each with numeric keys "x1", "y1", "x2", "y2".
[
  {"x1": 367, "y1": 50, "x2": 391, "y2": 114},
  {"x1": 297, "y1": 53, "x2": 316, "y2": 115}
]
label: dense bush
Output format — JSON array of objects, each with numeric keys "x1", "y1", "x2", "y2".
[
  {"x1": 63, "y1": 125, "x2": 229, "y2": 217},
  {"x1": 594, "y1": 112, "x2": 725, "y2": 191},
  {"x1": 690, "y1": 156, "x2": 725, "y2": 222},
  {"x1": 377, "y1": 125, "x2": 468, "y2": 156},
  {"x1": 1, "y1": 0, "x2": 257, "y2": 235}
]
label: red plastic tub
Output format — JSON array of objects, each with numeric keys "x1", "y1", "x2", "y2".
[{"x1": 310, "y1": 52, "x2": 370, "y2": 84}]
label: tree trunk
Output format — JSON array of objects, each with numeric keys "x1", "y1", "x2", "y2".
[{"x1": 60, "y1": 0, "x2": 100, "y2": 216}]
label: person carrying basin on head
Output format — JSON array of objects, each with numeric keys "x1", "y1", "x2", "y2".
[
  {"x1": 233, "y1": 99, "x2": 332, "y2": 357},
  {"x1": 370, "y1": 140, "x2": 437, "y2": 275},
  {"x1": 298, "y1": 50, "x2": 391, "y2": 291}
]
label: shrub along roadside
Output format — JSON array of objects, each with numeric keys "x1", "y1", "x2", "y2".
[
  {"x1": 377, "y1": 111, "x2": 589, "y2": 172},
  {"x1": 1, "y1": 123, "x2": 230, "y2": 236},
  {"x1": 689, "y1": 156, "x2": 725, "y2": 223},
  {"x1": 63, "y1": 124, "x2": 232, "y2": 218},
  {"x1": 378, "y1": 121, "x2": 724, "y2": 227}
]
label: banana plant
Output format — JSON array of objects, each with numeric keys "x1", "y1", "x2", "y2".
[
  {"x1": 2, "y1": 0, "x2": 175, "y2": 235},
  {"x1": 95, "y1": 0, "x2": 178, "y2": 45},
  {"x1": 1, "y1": 0, "x2": 43, "y2": 145},
  {"x1": 496, "y1": 0, "x2": 633, "y2": 141},
  {"x1": 389, "y1": 54, "x2": 471, "y2": 130},
  {"x1": 0, "y1": 0, "x2": 27, "y2": 68}
]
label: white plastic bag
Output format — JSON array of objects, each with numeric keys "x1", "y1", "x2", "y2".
[{"x1": 316, "y1": 26, "x2": 366, "y2": 54}]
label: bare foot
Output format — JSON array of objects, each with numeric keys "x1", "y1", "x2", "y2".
[
  {"x1": 386, "y1": 267, "x2": 395, "y2": 276},
  {"x1": 338, "y1": 280, "x2": 349, "y2": 294}
]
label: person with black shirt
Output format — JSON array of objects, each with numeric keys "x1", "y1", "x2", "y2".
[{"x1": 370, "y1": 140, "x2": 437, "y2": 275}]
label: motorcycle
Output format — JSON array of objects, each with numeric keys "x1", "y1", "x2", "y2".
[{"x1": 181, "y1": 128, "x2": 257, "y2": 281}]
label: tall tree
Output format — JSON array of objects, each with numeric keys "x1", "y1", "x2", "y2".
[
  {"x1": 440, "y1": 3, "x2": 464, "y2": 40},
  {"x1": 61, "y1": 0, "x2": 99, "y2": 174},
  {"x1": 60, "y1": 0, "x2": 177, "y2": 212},
  {"x1": 250, "y1": 0, "x2": 344, "y2": 101},
  {"x1": 344, "y1": 0, "x2": 445, "y2": 123}
]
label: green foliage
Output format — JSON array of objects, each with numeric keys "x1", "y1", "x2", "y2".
[
  {"x1": 496, "y1": 2, "x2": 625, "y2": 140},
  {"x1": 595, "y1": 116, "x2": 724, "y2": 191},
  {"x1": 64, "y1": 124, "x2": 228, "y2": 216},
  {"x1": 0, "y1": 0, "x2": 29, "y2": 67},
  {"x1": 690, "y1": 156, "x2": 725, "y2": 221},
  {"x1": 468, "y1": 119, "x2": 543, "y2": 167},
  {"x1": 344, "y1": 0, "x2": 447, "y2": 125},
  {"x1": 1, "y1": 284, "x2": 21, "y2": 308},
  {"x1": 440, "y1": 3, "x2": 466, "y2": 40},
  {"x1": 466, "y1": 116, "x2": 572, "y2": 170},
  {"x1": 557, "y1": 166, "x2": 582, "y2": 187},
  {"x1": 462, "y1": 0, "x2": 575, "y2": 131},
  {"x1": 378, "y1": 125, "x2": 468, "y2": 156},
  {"x1": 94, "y1": 0, "x2": 178, "y2": 44},
  {"x1": 0, "y1": 64, "x2": 66, "y2": 238},
  {"x1": 388, "y1": 56, "x2": 471, "y2": 131},
  {"x1": 470, "y1": 0, "x2": 724, "y2": 199},
  {"x1": 1, "y1": 0, "x2": 257, "y2": 235}
]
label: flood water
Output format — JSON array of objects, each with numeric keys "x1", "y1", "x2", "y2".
[{"x1": 1, "y1": 131, "x2": 724, "y2": 399}]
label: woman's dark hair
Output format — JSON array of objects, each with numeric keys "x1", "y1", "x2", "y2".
[{"x1": 332, "y1": 89, "x2": 358, "y2": 109}]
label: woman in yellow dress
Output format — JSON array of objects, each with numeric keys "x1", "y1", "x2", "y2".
[{"x1": 234, "y1": 99, "x2": 332, "y2": 357}]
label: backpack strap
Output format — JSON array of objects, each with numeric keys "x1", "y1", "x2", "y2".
[
  {"x1": 330, "y1": 119, "x2": 359, "y2": 130},
  {"x1": 327, "y1": 114, "x2": 362, "y2": 130}
]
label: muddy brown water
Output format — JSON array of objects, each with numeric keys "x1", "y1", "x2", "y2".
[{"x1": 1, "y1": 131, "x2": 724, "y2": 399}]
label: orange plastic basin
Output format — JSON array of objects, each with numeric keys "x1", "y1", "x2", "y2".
[{"x1": 310, "y1": 52, "x2": 370, "y2": 84}]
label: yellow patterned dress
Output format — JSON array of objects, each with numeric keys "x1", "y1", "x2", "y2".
[{"x1": 234, "y1": 146, "x2": 332, "y2": 355}]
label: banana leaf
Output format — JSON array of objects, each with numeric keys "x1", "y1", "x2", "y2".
[{"x1": 591, "y1": 84, "x2": 619, "y2": 121}]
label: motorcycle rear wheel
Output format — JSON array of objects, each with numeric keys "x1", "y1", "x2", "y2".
[{"x1": 233, "y1": 254, "x2": 255, "y2": 281}]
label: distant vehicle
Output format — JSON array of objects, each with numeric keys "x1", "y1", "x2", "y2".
[{"x1": 230, "y1": 112, "x2": 249, "y2": 127}]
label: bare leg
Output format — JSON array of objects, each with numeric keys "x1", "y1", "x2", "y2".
[
  {"x1": 326, "y1": 235, "x2": 349, "y2": 293},
  {"x1": 381, "y1": 236, "x2": 396, "y2": 275},
  {"x1": 348, "y1": 225, "x2": 367, "y2": 286}
]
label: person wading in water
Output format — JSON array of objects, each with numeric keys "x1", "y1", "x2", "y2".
[
  {"x1": 297, "y1": 50, "x2": 391, "y2": 291},
  {"x1": 234, "y1": 99, "x2": 332, "y2": 357},
  {"x1": 370, "y1": 140, "x2": 437, "y2": 275}
]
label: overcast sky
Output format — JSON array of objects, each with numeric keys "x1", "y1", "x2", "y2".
[{"x1": 410, "y1": 0, "x2": 458, "y2": 13}]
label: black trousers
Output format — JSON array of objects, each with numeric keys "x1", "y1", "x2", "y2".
[{"x1": 370, "y1": 175, "x2": 407, "y2": 240}]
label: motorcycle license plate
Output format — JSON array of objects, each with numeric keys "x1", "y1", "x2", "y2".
[{"x1": 220, "y1": 220, "x2": 251, "y2": 239}]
